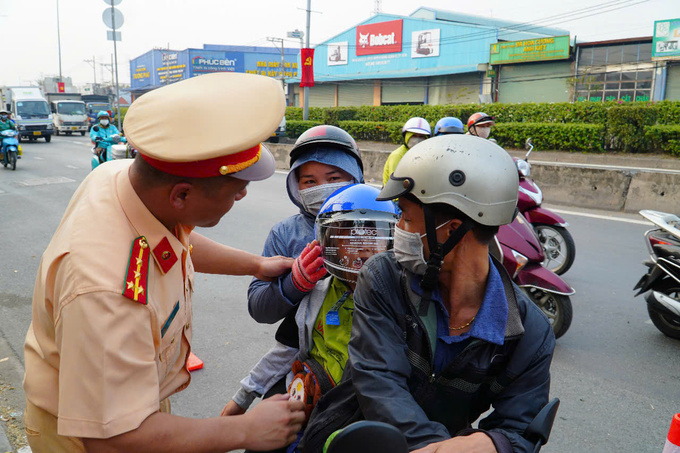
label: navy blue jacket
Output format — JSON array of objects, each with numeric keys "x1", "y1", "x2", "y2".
[{"x1": 347, "y1": 251, "x2": 555, "y2": 452}]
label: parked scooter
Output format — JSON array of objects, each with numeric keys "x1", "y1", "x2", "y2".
[
  {"x1": 494, "y1": 212, "x2": 574, "y2": 338},
  {"x1": 633, "y1": 210, "x2": 680, "y2": 339},
  {"x1": 515, "y1": 138, "x2": 576, "y2": 275},
  {"x1": 91, "y1": 127, "x2": 129, "y2": 170},
  {"x1": 1, "y1": 129, "x2": 21, "y2": 171},
  {"x1": 323, "y1": 399, "x2": 560, "y2": 453}
]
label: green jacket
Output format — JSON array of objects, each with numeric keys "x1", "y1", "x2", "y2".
[
  {"x1": 383, "y1": 144, "x2": 409, "y2": 187},
  {"x1": 0, "y1": 119, "x2": 16, "y2": 132}
]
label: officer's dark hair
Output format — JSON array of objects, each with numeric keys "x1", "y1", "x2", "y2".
[{"x1": 403, "y1": 194, "x2": 498, "y2": 245}]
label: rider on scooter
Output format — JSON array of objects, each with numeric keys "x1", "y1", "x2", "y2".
[
  {"x1": 90, "y1": 111, "x2": 120, "y2": 162},
  {"x1": 466, "y1": 112, "x2": 495, "y2": 139},
  {"x1": 434, "y1": 117, "x2": 464, "y2": 136},
  {"x1": 0, "y1": 110, "x2": 16, "y2": 132}
]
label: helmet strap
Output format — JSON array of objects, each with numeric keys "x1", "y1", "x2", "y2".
[{"x1": 417, "y1": 205, "x2": 473, "y2": 316}]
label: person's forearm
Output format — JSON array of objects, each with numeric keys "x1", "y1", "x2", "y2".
[
  {"x1": 83, "y1": 412, "x2": 247, "y2": 453},
  {"x1": 189, "y1": 231, "x2": 261, "y2": 275}
]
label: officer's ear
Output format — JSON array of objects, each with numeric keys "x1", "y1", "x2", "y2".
[{"x1": 169, "y1": 182, "x2": 194, "y2": 210}]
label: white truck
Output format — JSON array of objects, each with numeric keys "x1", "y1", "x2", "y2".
[
  {"x1": 46, "y1": 93, "x2": 88, "y2": 136},
  {"x1": 1, "y1": 87, "x2": 53, "y2": 142}
]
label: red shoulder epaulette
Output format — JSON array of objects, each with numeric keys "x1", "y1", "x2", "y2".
[{"x1": 122, "y1": 236, "x2": 150, "y2": 304}]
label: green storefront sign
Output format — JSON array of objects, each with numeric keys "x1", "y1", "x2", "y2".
[
  {"x1": 489, "y1": 35, "x2": 570, "y2": 65},
  {"x1": 652, "y1": 18, "x2": 680, "y2": 60}
]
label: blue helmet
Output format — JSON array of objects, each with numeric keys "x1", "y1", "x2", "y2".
[
  {"x1": 97, "y1": 110, "x2": 110, "y2": 119},
  {"x1": 434, "y1": 117, "x2": 464, "y2": 136},
  {"x1": 316, "y1": 184, "x2": 399, "y2": 282}
]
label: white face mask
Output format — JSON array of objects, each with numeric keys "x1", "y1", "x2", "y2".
[
  {"x1": 407, "y1": 136, "x2": 426, "y2": 149},
  {"x1": 299, "y1": 181, "x2": 351, "y2": 216},
  {"x1": 393, "y1": 221, "x2": 451, "y2": 275},
  {"x1": 100, "y1": 119, "x2": 110, "y2": 126},
  {"x1": 475, "y1": 126, "x2": 491, "y2": 139}
]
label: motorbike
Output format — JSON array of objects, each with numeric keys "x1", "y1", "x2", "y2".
[
  {"x1": 633, "y1": 210, "x2": 680, "y2": 339},
  {"x1": 515, "y1": 138, "x2": 576, "y2": 276},
  {"x1": 324, "y1": 399, "x2": 560, "y2": 453},
  {"x1": 1, "y1": 129, "x2": 21, "y2": 171},
  {"x1": 91, "y1": 128, "x2": 131, "y2": 170},
  {"x1": 494, "y1": 212, "x2": 575, "y2": 338}
]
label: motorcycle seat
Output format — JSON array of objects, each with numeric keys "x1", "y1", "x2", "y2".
[{"x1": 653, "y1": 244, "x2": 680, "y2": 261}]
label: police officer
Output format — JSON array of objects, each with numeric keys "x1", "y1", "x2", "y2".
[{"x1": 23, "y1": 73, "x2": 305, "y2": 452}]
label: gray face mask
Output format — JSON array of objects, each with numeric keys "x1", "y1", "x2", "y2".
[
  {"x1": 393, "y1": 221, "x2": 452, "y2": 275},
  {"x1": 299, "y1": 181, "x2": 351, "y2": 216},
  {"x1": 407, "y1": 136, "x2": 426, "y2": 149}
]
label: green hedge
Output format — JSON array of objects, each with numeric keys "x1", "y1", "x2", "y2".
[
  {"x1": 645, "y1": 125, "x2": 680, "y2": 156},
  {"x1": 493, "y1": 123, "x2": 606, "y2": 152},
  {"x1": 286, "y1": 101, "x2": 678, "y2": 127},
  {"x1": 285, "y1": 101, "x2": 680, "y2": 154},
  {"x1": 286, "y1": 120, "x2": 322, "y2": 138}
]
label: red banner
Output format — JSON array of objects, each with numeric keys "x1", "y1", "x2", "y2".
[
  {"x1": 300, "y1": 48, "x2": 315, "y2": 87},
  {"x1": 356, "y1": 19, "x2": 403, "y2": 56},
  {"x1": 57, "y1": 82, "x2": 65, "y2": 93}
]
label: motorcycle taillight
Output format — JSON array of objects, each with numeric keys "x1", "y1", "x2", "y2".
[{"x1": 648, "y1": 233, "x2": 678, "y2": 247}]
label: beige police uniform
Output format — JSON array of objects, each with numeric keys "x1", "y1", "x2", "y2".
[{"x1": 22, "y1": 72, "x2": 286, "y2": 451}]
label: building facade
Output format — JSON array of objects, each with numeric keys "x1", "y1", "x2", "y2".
[{"x1": 129, "y1": 44, "x2": 300, "y2": 101}]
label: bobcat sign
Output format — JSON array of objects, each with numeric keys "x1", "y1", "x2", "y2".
[{"x1": 356, "y1": 19, "x2": 403, "y2": 56}]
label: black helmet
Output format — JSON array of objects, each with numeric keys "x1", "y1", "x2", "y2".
[{"x1": 289, "y1": 125, "x2": 363, "y2": 171}]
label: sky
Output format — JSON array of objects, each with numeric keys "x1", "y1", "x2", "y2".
[{"x1": 0, "y1": 0, "x2": 678, "y2": 87}]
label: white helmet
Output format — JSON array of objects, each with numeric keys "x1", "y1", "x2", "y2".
[
  {"x1": 401, "y1": 117, "x2": 431, "y2": 137},
  {"x1": 378, "y1": 134, "x2": 518, "y2": 227}
]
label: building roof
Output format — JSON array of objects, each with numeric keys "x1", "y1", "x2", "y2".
[
  {"x1": 576, "y1": 36, "x2": 652, "y2": 47},
  {"x1": 410, "y1": 7, "x2": 570, "y2": 42}
]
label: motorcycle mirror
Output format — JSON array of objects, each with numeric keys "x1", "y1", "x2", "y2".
[
  {"x1": 524, "y1": 398, "x2": 560, "y2": 453},
  {"x1": 92, "y1": 126, "x2": 99, "y2": 132},
  {"x1": 524, "y1": 137, "x2": 534, "y2": 160}
]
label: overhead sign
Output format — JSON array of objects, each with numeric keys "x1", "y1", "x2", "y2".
[
  {"x1": 356, "y1": 19, "x2": 403, "y2": 56},
  {"x1": 489, "y1": 35, "x2": 570, "y2": 65},
  {"x1": 190, "y1": 50, "x2": 243, "y2": 74},
  {"x1": 653, "y1": 19, "x2": 680, "y2": 60}
]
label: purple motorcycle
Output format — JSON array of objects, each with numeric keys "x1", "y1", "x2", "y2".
[{"x1": 494, "y1": 212, "x2": 575, "y2": 338}]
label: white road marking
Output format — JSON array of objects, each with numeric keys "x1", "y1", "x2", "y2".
[
  {"x1": 14, "y1": 176, "x2": 76, "y2": 187},
  {"x1": 533, "y1": 160, "x2": 680, "y2": 175},
  {"x1": 278, "y1": 172, "x2": 652, "y2": 225},
  {"x1": 34, "y1": 157, "x2": 44, "y2": 160},
  {"x1": 549, "y1": 208, "x2": 652, "y2": 226}
]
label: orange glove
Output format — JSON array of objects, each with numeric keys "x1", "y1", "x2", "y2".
[{"x1": 291, "y1": 240, "x2": 327, "y2": 292}]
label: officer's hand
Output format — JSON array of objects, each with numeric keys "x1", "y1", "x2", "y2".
[
  {"x1": 291, "y1": 240, "x2": 327, "y2": 292},
  {"x1": 220, "y1": 399, "x2": 246, "y2": 417},
  {"x1": 255, "y1": 255, "x2": 295, "y2": 282},
  {"x1": 241, "y1": 394, "x2": 305, "y2": 450},
  {"x1": 412, "y1": 432, "x2": 496, "y2": 453}
]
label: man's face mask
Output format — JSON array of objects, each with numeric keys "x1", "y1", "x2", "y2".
[
  {"x1": 0, "y1": 114, "x2": 7, "y2": 121},
  {"x1": 393, "y1": 220, "x2": 452, "y2": 275},
  {"x1": 100, "y1": 119, "x2": 110, "y2": 126},
  {"x1": 407, "y1": 135, "x2": 426, "y2": 149},
  {"x1": 475, "y1": 125, "x2": 491, "y2": 139}
]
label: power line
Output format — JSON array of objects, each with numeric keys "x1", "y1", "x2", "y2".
[{"x1": 307, "y1": 0, "x2": 649, "y2": 50}]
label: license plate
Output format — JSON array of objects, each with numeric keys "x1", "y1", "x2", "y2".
[
  {"x1": 71, "y1": 127, "x2": 78, "y2": 130},
  {"x1": 32, "y1": 131, "x2": 41, "y2": 136}
]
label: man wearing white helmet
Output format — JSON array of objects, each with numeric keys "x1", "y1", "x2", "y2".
[
  {"x1": 382, "y1": 116, "x2": 431, "y2": 187},
  {"x1": 303, "y1": 135, "x2": 555, "y2": 453}
]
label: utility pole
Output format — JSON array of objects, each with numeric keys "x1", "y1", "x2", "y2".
[
  {"x1": 109, "y1": 1, "x2": 122, "y2": 131},
  {"x1": 56, "y1": 0, "x2": 63, "y2": 83},
  {"x1": 303, "y1": 0, "x2": 311, "y2": 120},
  {"x1": 267, "y1": 37, "x2": 286, "y2": 90},
  {"x1": 84, "y1": 56, "x2": 97, "y2": 85}
]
